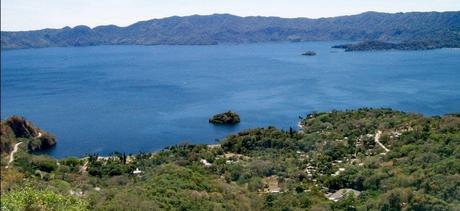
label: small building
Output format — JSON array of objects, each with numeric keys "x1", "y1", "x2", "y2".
[
  {"x1": 331, "y1": 168, "x2": 346, "y2": 177},
  {"x1": 262, "y1": 176, "x2": 281, "y2": 193},
  {"x1": 133, "y1": 168, "x2": 143, "y2": 174},
  {"x1": 207, "y1": 144, "x2": 221, "y2": 149},
  {"x1": 326, "y1": 188, "x2": 361, "y2": 202},
  {"x1": 200, "y1": 159, "x2": 212, "y2": 167}
]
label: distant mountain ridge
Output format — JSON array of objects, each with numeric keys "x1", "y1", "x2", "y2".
[{"x1": 2, "y1": 11, "x2": 460, "y2": 49}]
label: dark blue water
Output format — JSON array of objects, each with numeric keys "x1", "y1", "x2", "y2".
[{"x1": 2, "y1": 42, "x2": 460, "y2": 158}]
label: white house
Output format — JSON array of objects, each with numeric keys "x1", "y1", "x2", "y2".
[{"x1": 133, "y1": 168, "x2": 143, "y2": 174}]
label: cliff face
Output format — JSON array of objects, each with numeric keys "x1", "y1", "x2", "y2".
[
  {"x1": 0, "y1": 121, "x2": 17, "y2": 154},
  {"x1": 0, "y1": 116, "x2": 56, "y2": 154},
  {"x1": 5, "y1": 116, "x2": 40, "y2": 138}
]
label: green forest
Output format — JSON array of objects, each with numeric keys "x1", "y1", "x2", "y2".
[{"x1": 1, "y1": 108, "x2": 459, "y2": 210}]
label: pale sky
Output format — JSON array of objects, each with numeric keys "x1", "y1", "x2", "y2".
[{"x1": 2, "y1": 0, "x2": 459, "y2": 31}]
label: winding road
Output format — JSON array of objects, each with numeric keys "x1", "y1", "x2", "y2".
[
  {"x1": 375, "y1": 131, "x2": 390, "y2": 153},
  {"x1": 6, "y1": 142, "x2": 22, "y2": 168}
]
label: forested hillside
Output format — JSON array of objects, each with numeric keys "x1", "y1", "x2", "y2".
[
  {"x1": 2, "y1": 11, "x2": 460, "y2": 49},
  {"x1": 1, "y1": 108, "x2": 459, "y2": 210}
]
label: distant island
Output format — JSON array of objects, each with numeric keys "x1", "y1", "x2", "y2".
[
  {"x1": 209, "y1": 111, "x2": 240, "y2": 125},
  {"x1": 301, "y1": 51, "x2": 317, "y2": 56},
  {"x1": 333, "y1": 40, "x2": 460, "y2": 51},
  {"x1": 1, "y1": 11, "x2": 460, "y2": 50}
]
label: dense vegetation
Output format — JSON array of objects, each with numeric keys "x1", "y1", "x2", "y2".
[
  {"x1": 1, "y1": 108, "x2": 459, "y2": 210},
  {"x1": 2, "y1": 11, "x2": 460, "y2": 49},
  {"x1": 209, "y1": 111, "x2": 241, "y2": 125},
  {"x1": 333, "y1": 40, "x2": 460, "y2": 51}
]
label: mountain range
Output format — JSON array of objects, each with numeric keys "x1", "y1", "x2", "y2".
[{"x1": 2, "y1": 11, "x2": 460, "y2": 49}]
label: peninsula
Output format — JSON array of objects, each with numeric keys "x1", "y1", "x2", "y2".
[{"x1": 333, "y1": 40, "x2": 460, "y2": 51}]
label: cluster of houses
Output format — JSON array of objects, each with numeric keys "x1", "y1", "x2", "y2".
[{"x1": 196, "y1": 144, "x2": 362, "y2": 202}]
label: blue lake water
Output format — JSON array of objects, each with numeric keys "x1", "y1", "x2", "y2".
[{"x1": 2, "y1": 42, "x2": 460, "y2": 158}]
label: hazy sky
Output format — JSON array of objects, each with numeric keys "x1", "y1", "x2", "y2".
[{"x1": 2, "y1": 0, "x2": 459, "y2": 31}]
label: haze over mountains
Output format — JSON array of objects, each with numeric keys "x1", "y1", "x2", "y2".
[{"x1": 1, "y1": 11, "x2": 460, "y2": 49}]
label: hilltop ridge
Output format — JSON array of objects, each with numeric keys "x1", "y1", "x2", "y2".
[{"x1": 2, "y1": 11, "x2": 460, "y2": 49}]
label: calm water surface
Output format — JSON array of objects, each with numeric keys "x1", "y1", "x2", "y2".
[{"x1": 2, "y1": 42, "x2": 460, "y2": 158}]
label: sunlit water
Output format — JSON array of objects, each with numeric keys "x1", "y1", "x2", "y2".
[{"x1": 2, "y1": 42, "x2": 459, "y2": 158}]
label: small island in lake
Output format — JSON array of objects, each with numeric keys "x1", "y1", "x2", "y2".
[
  {"x1": 301, "y1": 51, "x2": 317, "y2": 56},
  {"x1": 209, "y1": 111, "x2": 240, "y2": 125}
]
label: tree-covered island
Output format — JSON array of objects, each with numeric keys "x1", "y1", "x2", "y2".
[{"x1": 209, "y1": 111, "x2": 241, "y2": 125}]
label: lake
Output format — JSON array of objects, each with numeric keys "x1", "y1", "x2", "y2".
[{"x1": 2, "y1": 42, "x2": 460, "y2": 158}]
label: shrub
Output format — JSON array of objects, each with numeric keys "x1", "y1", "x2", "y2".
[
  {"x1": 1, "y1": 185, "x2": 88, "y2": 210},
  {"x1": 31, "y1": 156, "x2": 58, "y2": 172}
]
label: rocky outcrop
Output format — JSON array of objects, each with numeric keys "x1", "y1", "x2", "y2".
[
  {"x1": 27, "y1": 133, "x2": 56, "y2": 151},
  {"x1": 5, "y1": 116, "x2": 40, "y2": 138},
  {"x1": 1, "y1": 121, "x2": 16, "y2": 154},
  {"x1": 1, "y1": 116, "x2": 56, "y2": 153},
  {"x1": 209, "y1": 111, "x2": 240, "y2": 125}
]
